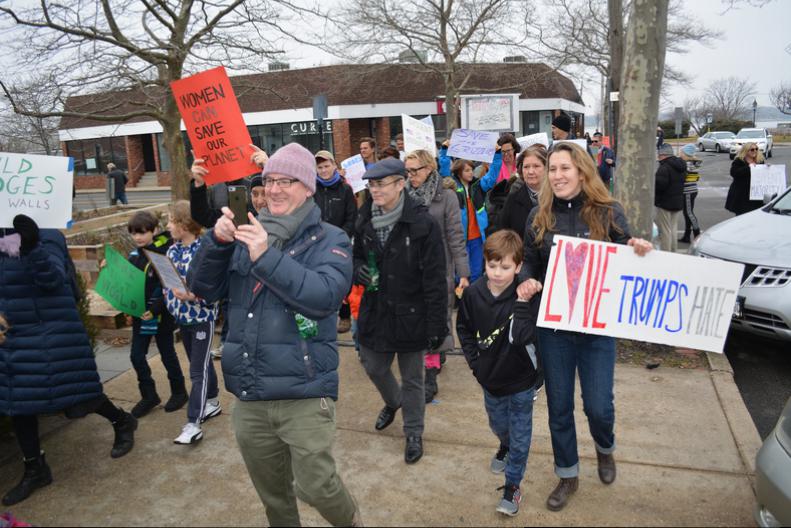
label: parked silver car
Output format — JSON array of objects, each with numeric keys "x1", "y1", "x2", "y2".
[
  {"x1": 754, "y1": 396, "x2": 791, "y2": 527},
  {"x1": 689, "y1": 188, "x2": 791, "y2": 341},
  {"x1": 697, "y1": 131, "x2": 735, "y2": 153}
]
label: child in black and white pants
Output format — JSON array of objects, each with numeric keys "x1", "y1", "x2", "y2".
[{"x1": 164, "y1": 201, "x2": 220, "y2": 445}]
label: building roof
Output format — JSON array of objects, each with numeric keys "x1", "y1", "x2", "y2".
[{"x1": 59, "y1": 62, "x2": 582, "y2": 130}]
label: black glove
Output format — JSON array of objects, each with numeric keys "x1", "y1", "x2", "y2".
[
  {"x1": 13, "y1": 214, "x2": 40, "y2": 254},
  {"x1": 428, "y1": 335, "x2": 443, "y2": 351},
  {"x1": 356, "y1": 264, "x2": 373, "y2": 286}
]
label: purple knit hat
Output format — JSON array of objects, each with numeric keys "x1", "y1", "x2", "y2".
[{"x1": 262, "y1": 143, "x2": 317, "y2": 193}]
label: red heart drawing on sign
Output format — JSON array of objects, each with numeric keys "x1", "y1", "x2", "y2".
[{"x1": 564, "y1": 241, "x2": 589, "y2": 319}]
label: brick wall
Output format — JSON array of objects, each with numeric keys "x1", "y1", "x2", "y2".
[
  {"x1": 125, "y1": 135, "x2": 144, "y2": 186},
  {"x1": 157, "y1": 171, "x2": 172, "y2": 186},
  {"x1": 151, "y1": 135, "x2": 172, "y2": 186},
  {"x1": 375, "y1": 117, "x2": 391, "y2": 155},
  {"x1": 332, "y1": 119, "x2": 352, "y2": 162},
  {"x1": 73, "y1": 175, "x2": 107, "y2": 190}
]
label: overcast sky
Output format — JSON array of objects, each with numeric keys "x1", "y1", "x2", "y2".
[
  {"x1": 662, "y1": 0, "x2": 791, "y2": 110},
  {"x1": 285, "y1": 0, "x2": 790, "y2": 115}
]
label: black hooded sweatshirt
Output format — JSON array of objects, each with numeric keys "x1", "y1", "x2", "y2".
[{"x1": 456, "y1": 277, "x2": 540, "y2": 397}]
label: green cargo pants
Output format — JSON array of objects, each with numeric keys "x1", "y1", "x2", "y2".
[{"x1": 232, "y1": 397, "x2": 357, "y2": 527}]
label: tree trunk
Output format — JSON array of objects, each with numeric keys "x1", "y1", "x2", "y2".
[
  {"x1": 161, "y1": 98, "x2": 189, "y2": 200},
  {"x1": 614, "y1": 0, "x2": 668, "y2": 241},
  {"x1": 608, "y1": 0, "x2": 624, "y2": 151},
  {"x1": 444, "y1": 72, "x2": 459, "y2": 138}
]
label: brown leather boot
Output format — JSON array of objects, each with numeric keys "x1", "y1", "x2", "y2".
[
  {"x1": 546, "y1": 477, "x2": 578, "y2": 511},
  {"x1": 597, "y1": 451, "x2": 616, "y2": 484}
]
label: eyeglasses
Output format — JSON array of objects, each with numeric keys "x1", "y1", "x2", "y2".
[
  {"x1": 501, "y1": 148, "x2": 515, "y2": 155},
  {"x1": 368, "y1": 178, "x2": 401, "y2": 189},
  {"x1": 405, "y1": 166, "x2": 426, "y2": 176},
  {"x1": 748, "y1": 148, "x2": 758, "y2": 152},
  {"x1": 263, "y1": 177, "x2": 299, "y2": 189},
  {"x1": 591, "y1": 140, "x2": 600, "y2": 144}
]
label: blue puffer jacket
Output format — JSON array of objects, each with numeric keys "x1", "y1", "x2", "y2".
[
  {"x1": 0, "y1": 229, "x2": 103, "y2": 416},
  {"x1": 187, "y1": 204, "x2": 352, "y2": 401}
]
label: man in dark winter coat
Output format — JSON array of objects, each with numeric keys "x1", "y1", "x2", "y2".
[
  {"x1": 106, "y1": 163, "x2": 128, "y2": 205},
  {"x1": 187, "y1": 142, "x2": 359, "y2": 527},
  {"x1": 353, "y1": 158, "x2": 448, "y2": 465},
  {"x1": 591, "y1": 132, "x2": 616, "y2": 185},
  {"x1": 654, "y1": 143, "x2": 687, "y2": 252},
  {"x1": 315, "y1": 150, "x2": 358, "y2": 334}
]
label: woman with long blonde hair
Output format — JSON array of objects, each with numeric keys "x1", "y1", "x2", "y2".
[
  {"x1": 404, "y1": 148, "x2": 469, "y2": 403},
  {"x1": 516, "y1": 143, "x2": 653, "y2": 512},
  {"x1": 725, "y1": 142, "x2": 765, "y2": 215}
]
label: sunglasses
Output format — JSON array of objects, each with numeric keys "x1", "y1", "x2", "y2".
[
  {"x1": 748, "y1": 148, "x2": 758, "y2": 152},
  {"x1": 591, "y1": 140, "x2": 600, "y2": 144}
]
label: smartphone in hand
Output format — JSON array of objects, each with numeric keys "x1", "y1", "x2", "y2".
[{"x1": 228, "y1": 186, "x2": 249, "y2": 226}]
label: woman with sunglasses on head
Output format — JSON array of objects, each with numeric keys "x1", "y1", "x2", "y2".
[
  {"x1": 726, "y1": 142, "x2": 765, "y2": 216},
  {"x1": 516, "y1": 143, "x2": 653, "y2": 512},
  {"x1": 404, "y1": 149, "x2": 469, "y2": 404}
]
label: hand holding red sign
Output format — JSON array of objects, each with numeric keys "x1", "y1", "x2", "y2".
[{"x1": 171, "y1": 66, "x2": 260, "y2": 185}]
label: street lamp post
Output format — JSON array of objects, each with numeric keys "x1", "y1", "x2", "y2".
[{"x1": 752, "y1": 99, "x2": 758, "y2": 127}]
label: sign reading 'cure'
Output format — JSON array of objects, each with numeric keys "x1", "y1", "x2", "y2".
[
  {"x1": 170, "y1": 66, "x2": 259, "y2": 185},
  {"x1": 536, "y1": 236, "x2": 745, "y2": 353}
]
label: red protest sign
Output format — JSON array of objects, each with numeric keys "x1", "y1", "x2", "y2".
[{"x1": 171, "y1": 66, "x2": 259, "y2": 185}]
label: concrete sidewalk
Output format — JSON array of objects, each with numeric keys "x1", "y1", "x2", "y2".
[{"x1": 1, "y1": 341, "x2": 762, "y2": 526}]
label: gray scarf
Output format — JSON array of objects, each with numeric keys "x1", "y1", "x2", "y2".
[
  {"x1": 371, "y1": 191, "x2": 405, "y2": 246},
  {"x1": 257, "y1": 197, "x2": 316, "y2": 250},
  {"x1": 407, "y1": 170, "x2": 439, "y2": 208}
]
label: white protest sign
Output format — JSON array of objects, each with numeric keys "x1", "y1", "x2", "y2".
[
  {"x1": 340, "y1": 154, "x2": 367, "y2": 194},
  {"x1": 516, "y1": 132, "x2": 550, "y2": 150},
  {"x1": 143, "y1": 249, "x2": 187, "y2": 292},
  {"x1": 750, "y1": 164, "x2": 787, "y2": 200},
  {"x1": 554, "y1": 139, "x2": 589, "y2": 151},
  {"x1": 420, "y1": 115, "x2": 434, "y2": 127},
  {"x1": 0, "y1": 152, "x2": 74, "y2": 229},
  {"x1": 536, "y1": 235, "x2": 744, "y2": 353},
  {"x1": 402, "y1": 114, "x2": 436, "y2": 156},
  {"x1": 447, "y1": 129, "x2": 499, "y2": 163},
  {"x1": 460, "y1": 94, "x2": 520, "y2": 132}
]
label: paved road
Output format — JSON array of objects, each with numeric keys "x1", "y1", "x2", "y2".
[{"x1": 681, "y1": 143, "x2": 791, "y2": 439}]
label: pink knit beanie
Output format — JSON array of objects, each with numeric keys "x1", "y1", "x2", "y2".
[{"x1": 262, "y1": 143, "x2": 317, "y2": 193}]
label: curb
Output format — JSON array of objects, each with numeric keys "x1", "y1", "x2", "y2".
[{"x1": 706, "y1": 351, "x2": 762, "y2": 492}]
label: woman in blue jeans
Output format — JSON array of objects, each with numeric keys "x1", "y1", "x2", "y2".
[{"x1": 517, "y1": 143, "x2": 653, "y2": 512}]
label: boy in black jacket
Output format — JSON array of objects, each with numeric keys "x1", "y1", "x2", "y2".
[
  {"x1": 126, "y1": 211, "x2": 187, "y2": 418},
  {"x1": 456, "y1": 229, "x2": 540, "y2": 517}
]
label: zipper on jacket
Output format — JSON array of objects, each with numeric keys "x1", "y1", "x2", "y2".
[
  {"x1": 405, "y1": 235, "x2": 411, "y2": 267},
  {"x1": 300, "y1": 340, "x2": 316, "y2": 379}
]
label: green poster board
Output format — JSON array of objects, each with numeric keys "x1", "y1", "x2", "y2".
[{"x1": 94, "y1": 245, "x2": 146, "y2": 317}]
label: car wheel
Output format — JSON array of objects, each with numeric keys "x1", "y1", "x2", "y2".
[
  {"x1": 729, "y1": 154, "x2": 735, "y2": 160},
  {"x1": 715, "y1": 144, "x2": 721, "y2": 153},
  {"x1": 768, "y1": 148, "x2": 772, "y2": 158},
  {"x1": 698, "y1": 143, "x2": 705, "y2": 152}
]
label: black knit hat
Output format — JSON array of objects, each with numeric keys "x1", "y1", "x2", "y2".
[
  {"x1": 552, "y1": 114, "x2": 572, "y2": 133},
  {"x1": 250, "y1": 174, "x2": 263, "y2": 188}
]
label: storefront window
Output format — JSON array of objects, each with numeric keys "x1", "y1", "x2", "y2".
[
  {"x1": 66, "y1": 137, "x2": 127, "y2": 176},
  {"x1": 249, "y1": 121, "x2": 333, "y2": 154}
]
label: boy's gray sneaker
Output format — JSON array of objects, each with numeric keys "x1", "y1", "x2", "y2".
[
  {"x1": 496, "y1": 484, "x2": 521, "y2": 516},
  {"x1": 490, "y1": 444, "x2": 509, "y2": 473}
]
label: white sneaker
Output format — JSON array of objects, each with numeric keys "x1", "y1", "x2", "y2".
[
  {"x1": 174, "y1": 422, "x2": 203, "y2": 445},
  {"x1": 210, "y1": 344, "x2": 223, "y2": 359},
  {"x1": 201, "y1": 399, "x2": 222, "y2": 423}
]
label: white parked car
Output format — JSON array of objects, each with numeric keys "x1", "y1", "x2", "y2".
[
  {"x1": 697, "y1": 131, "x2": 735, "y2": 153},
  {"x1": 729, "y1": 128, "x2": 773, "y2": 159},
  {"x1": 689, "y1": 188, "x2": 791, "y2": 342}
]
